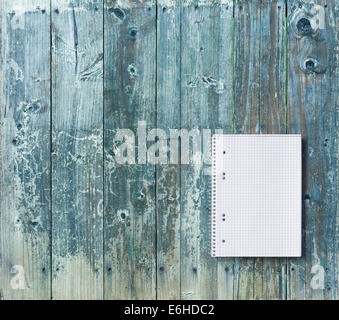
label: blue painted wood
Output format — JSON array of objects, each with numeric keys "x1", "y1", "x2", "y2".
[
  {"x1": 0, "y1": 0, "x2": 51, "y2": 299},
  {"x1": 103, "y1": 0, "x2": 157, "y2": 299},
  {"x1": 233, "y1": 0, "x2": 287, "y2": 300},
  {"x1": 287, "y1": 0, "x2": 338, "y2": 299},
  {"x1": 156, "y1": 0, "x2": 181, "y2": 300},
  {"x1": 0, "y1": 0, "x2": 338, "y2": 300},
  {"x1": 180, "y1": 0, "x2": 234, "y2": 300},
  {"x1": 258, "y1": 0, "x2": 287, "y2": 300},
  {"x1": 51, "y1": 0, "x2": 103, "y2": 299}
]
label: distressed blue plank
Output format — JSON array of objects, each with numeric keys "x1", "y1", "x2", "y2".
[
  {"x1": 234, "y1": 0, "x2": 287, "y2": 299},
  {"x1": 0, "y1": 0, "x2": 51, "y2": 299},
  {"x1": 0, "y1": 0, "x2": 337, "y2": 301},
  {"x1": 180, "y1": 0, "x2": 234, "y2": 300},
  {"x1": 103, "y1": 0, "x2": 157, "y2": 299},
  {"x1": 156, "y1": 0, "x2": 181, "y2": 300},
  {"x1": 287, "y1": 0, "x2": 338, "y2": 299},
  {"x1": 51, "y1": 0, "x2": 103, "y2": 299},
  {"x1": 256, "y1": 0, "x2": 287, "y2": 300}
]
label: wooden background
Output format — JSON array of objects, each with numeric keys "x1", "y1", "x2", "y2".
[{"x1": 0, "y1": 0, "x2": 338, "y2": 299}]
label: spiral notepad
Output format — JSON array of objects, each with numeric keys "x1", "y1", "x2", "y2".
[{"x1": 211, "y1": 135, "x2": 302, "y2": 257}]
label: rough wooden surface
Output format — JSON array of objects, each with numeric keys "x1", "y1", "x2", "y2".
[
  {"x1": 0, "y1": 0, "x2": 51, "y2": 299},
  {"x1": 51, "y1": 0, "x2": 103, "y2": 299},
  {"x1": 258, "y1": 0, "x2": 287, "y2": 300},
  {"x1": 103, "y1": 0, "x2": 156, "y2": 299},
  {"x1": 0, "y1": 0, "x2": 338, "y2": 300},
  {"x1": 234, "y1": 0, "x2": 287, "y2": 300},
  {"x1": 180, "y1": 0, "x2": 234, "y2": 300},
  {"x1": 156, "y1": 0, "x2": 181, "y2": 300},
  {"x1": 287, "y1": 0, "x2": 338, "y2": 300},
  {"x1": 180, "y1": 0, "x2": 233, "y2": 300}
]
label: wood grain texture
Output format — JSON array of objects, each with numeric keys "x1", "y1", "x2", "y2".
[
  {"x1": 156, "y1": 0, "x2": 181, "y2": 300},
  {"x1": 0, "y1": 0, "x2": 338, "y2": 301},
  {"x1": 233, "y1": 0, "x2": 287, "y2": 299},
  {"x1": 287, "y1": 0, "x2": 338, "y2": 300},
  {"x1": 213, "y1": 0, "x2": 234, "y2": 300},
  {"x1": 254, "y1": 0, "x2": 287, "y2": 299},
  {"x1": 0, "y1": 0, "x2": 51, "y2": 299},
  {"x1": 233, "y1": 0, "x2": 258, "y2": 299},
  {"x1": 180, "y1": 0, "x2": 233, "y2": 300},
  {"x1": 51, "y1": 0, "x2": 103, "y2": 299},
  {"x1": 103, "y1": 0, "x2": 156, "y2": 299},
  {"x1": 255, "y1": 0, "x2": 287, "y2": 300}
]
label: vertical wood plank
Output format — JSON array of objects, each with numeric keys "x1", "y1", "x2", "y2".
[
  {"x1": 233, "y1": 0, "x2": 287, "y2": 300},
  {"x1": 156, "y1": 0, "x2": 181, "y2": 300},
  {"x1": 287, "y1": 0, "x2": 338, "y2": 300},
  {"x1": 51, "y1": 0, "x2": 103, "y2": 299},
  {"x1": 256, "y1": 0, "x2": 287, "y2": 300},
  {"x1": 0, "y1": 0, "x2": 51, "y2": 299},
  {"x1": 180, "y1": 0, "x2": 234, "y2": 300},
  {"x1": 103, "y1": 0, "x2": 156, "y2": 299},
  {"x1": 233, "y1": 0, "x2": 259, "y2": 299},
  {"x1": 215, "y1": 0, "x2": 235, "y2": 300}
]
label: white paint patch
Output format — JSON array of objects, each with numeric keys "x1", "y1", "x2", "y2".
[
  {"x1": 6, "y1": 0, "x2": 48, "y2": 16},
  {"x1": 156, "y1": 0, "x2": 233, "y2": 8},
  {"x1": 53, "y1": 0, "x2": 90, "y2": 12},
  {"x1": 327, "y1": 170, "x2": 334, "y2": 183},
  {"x1": 310, "y1": 264, "x2": 325, "y2": 290},
  {"x1": 215, "y1": 79, "x2": 226, "y2": 94},
  {"x1": 7, "y1": 59, "x2": 24, "y2": 81},
  {"x1": 158, "y1": 0, "x2": 177, "y2": 7},
  {"x1": 186, "y1": 75, "x2": 226, "y2": 94},
  {"x1": 10, "y1": 7, "x2": 25, "y2": 30},
  {"x1": 183, "y1": 0, "x2": 233, "y2": 7},
  {"x1": 111, "y1": 0, "x2": 154, "y2": 9},
  {"x1": 97, "y1": 199, "x2": 103, "y2": 217}
]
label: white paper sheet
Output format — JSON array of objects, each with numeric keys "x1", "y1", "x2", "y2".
[{"x1": 211, "y1": 135, "x2": 302, "y2": 257}]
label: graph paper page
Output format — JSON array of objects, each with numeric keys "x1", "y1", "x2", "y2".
[{"x1": 211, "y1": 135, "x2": 302, "y2": 257}]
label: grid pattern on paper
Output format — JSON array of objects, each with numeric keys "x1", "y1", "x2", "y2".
[{"x1": 211, "y1": 135, "x2": 302, "y2": 257}]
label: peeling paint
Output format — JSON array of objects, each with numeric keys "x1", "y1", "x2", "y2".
[{"x1": 7, "y1": 59, "x2": 24, "y2": 81}]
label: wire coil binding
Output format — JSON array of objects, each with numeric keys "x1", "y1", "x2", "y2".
[{"x1": 211, "y1": 135, "x2": 217, "y2": 257}]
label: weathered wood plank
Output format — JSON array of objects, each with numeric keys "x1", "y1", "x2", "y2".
[
  {"x1": 103, "y1": 0, "x2": 156, "y2": 299},
  {"x1": 180, "y1": 0, "x2": 234, "y2": 300},
  {"x1": 233, "y1": 0, "x2": 258, "y2": 299},
  {"x1": 156, "y1": 0, "x2": 181, "y2": 300},
  {"x1": 214, "y1": 0, "x2": 235, "y2": 300},
  {"x1": 233, "y1": 0, "x2": 287, "y2": 300},
  {"x1": 287, "y1": 0, "x2": 338, "y2": 300},
  {"x1": 51, "y1": 0, "x2": 103, "y2": 299},
  {"x1": 0, "y1": 0, "x2": 51, "y2": 299},
  {"x1": 0, "y1": 0, "x2": 336, "y2": 302},
  {"x1": 255, "y1": 0, "x2": 287, "y2": 300}
]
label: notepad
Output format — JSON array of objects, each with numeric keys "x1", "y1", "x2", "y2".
[{"x1": 211, "y1": 135, "x2": 302, "y2": 257}]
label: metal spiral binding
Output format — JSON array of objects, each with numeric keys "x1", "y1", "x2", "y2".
[{"x1": 211, "y1": 135, "x2": 217, "y2": 257}]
